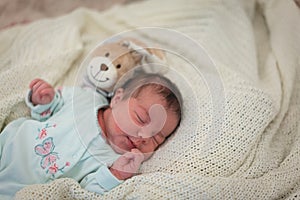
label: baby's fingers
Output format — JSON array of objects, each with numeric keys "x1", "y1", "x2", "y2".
[
  {"x1": 130, "y1": 148, "x2": 145, "y2": 162},
  {"x1": 29, "y1": 78, "x2": 44, "y2": 89},
  {"x1": 39, "y1": 87, "x2": 55, "y2": 97},
  {"x1": 110, "y1": 150, "x2": 145, "y2": 180},
  {"x1": 29, "y1": 79, "x2": 40, "y2": 89},
  {"x1": 122, "y1": 151, "x2": 144, "y2": 171},
  {"x1": 30, "y1": 79, "x2": 54, "y2": 105},
  {"x1": 39, "y1": 94, "x2": 54, "y2": 105}
]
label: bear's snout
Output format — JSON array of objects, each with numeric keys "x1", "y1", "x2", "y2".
[{"x1": 101, "y1": 64, "x2": 109, "y2": 71}]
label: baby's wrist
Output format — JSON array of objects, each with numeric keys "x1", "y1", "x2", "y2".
[{"x1": 109, "y1": 167, "x2": 132, "y2": 180}]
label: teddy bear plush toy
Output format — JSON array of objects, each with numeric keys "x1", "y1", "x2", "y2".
[{"x1": 81, "y1": 38, "x2": 166, "y2": 97}]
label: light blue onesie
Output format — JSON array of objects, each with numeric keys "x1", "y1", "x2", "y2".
[{"x1": 0, "y1": 86, "x2": 122, "y2": 199}]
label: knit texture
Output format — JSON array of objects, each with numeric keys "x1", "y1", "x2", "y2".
[{"x1": 0, "y1": 0, "x2": 298, "y2": 199}]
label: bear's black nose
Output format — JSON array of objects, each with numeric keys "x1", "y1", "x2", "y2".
[{"x1": 100, "y1": 64, "x2": 108, "y2": 71}]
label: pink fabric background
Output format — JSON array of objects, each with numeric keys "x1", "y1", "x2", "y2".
[{"x1": 0, "y1": 0, "x2": 137, "y2": 30}]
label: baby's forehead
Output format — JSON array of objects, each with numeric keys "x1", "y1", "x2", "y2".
[{"x1": 131, "y1": 86, "x2": 166, "y2": 101}]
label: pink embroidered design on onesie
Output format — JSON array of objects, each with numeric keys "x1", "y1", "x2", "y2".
[
  {"x1": 40, "y1": 108, "x2": 51, "y2": 117},
  {"x1": 47, "y1": 162, "x2": 71, "y2": 176},
  {"x1": 34, "y1": 137, "x2": 71, "y2": 177},
  {"x1": 35, "y1": 137, "x2": 59, "y2": 169},
  {"x1": 36, "y1": 123, "x2": 56, "y2": 140}
]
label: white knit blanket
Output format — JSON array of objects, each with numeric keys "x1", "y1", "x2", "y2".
[{"x1": 0, "y1": 0, "x2": 299, "y2": 199}]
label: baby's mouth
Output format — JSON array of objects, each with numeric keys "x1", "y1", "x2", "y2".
[{"x1": 127, "y1": 136, "x2": 136, "y2": 149}]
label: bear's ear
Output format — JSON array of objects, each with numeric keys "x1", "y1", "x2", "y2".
[
  {"x1": 117, "y1": 39, "x2": 143, "y2": 63},
  {"x1": 118, "y1": 37, "x2": 147, "y2": 47},
  {"x1": 121, "y1": 37, "x2": 166, "y2": 61},
  {"x1": 130, "y1": 50, "x2": 144, "y2": 63},
  {"x1": 146, "y1": 48, "x2": 165, "y2": 61}
]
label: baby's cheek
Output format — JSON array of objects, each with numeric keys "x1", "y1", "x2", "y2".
[
  {"x1": 142, "y1": 139, "x2": 158, "y2": 153},
  {"x1": 139, "y1": 104, "x2": 167, "y2": 138},
  {"x1": 113, "y1": 122, "x2": 123, "y2": 133}
]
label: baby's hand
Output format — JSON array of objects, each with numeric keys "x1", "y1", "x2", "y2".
[
  {"x1": 110, "y1": 149, "x2": 145, "y2": 180},
  {"x1": 29, "y1": 78, "x2": 55, "y2": 105}
]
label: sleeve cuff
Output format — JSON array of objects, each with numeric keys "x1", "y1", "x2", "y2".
[
  {"x1": 25, "y1": 89, "x2": 63, "y2": 121},
  {"x1": 96, "y1": 165, "x2": 123, "y2": 191}
]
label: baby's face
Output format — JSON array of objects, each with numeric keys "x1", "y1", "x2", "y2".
[{"x1": 103, "y1": 87, "x2": 179, "y2": 157}]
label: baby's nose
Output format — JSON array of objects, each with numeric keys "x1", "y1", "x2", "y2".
[{"x1": 138, "y1": 129, "x2": 153, "y2": 138}]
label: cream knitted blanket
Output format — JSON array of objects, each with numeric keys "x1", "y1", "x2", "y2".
[{"x1": 0, "y1": 0, "x2": 299, "y2": 199}]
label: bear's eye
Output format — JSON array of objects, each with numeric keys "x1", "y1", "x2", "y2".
[
  {"x1": 116, "y1": 64, "x2": 121, "y2": 69},
  {"x1": 105, "y1": 52, "x2": 110, "y2": 57}
]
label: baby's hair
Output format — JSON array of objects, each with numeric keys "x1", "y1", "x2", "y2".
[{"x1": 119, "y1": 73, "x2": 182, "y2": 120}]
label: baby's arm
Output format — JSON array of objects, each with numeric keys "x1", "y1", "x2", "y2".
[
  {"x1": 110, "y1": 149, "x2": 145, "y2": 180},
  {"x1": 26, "y1": 78, "x2": 64, "y2": 121},
  {"x1": 80, "y1": 149, "x2": 144, "y2": 194}
]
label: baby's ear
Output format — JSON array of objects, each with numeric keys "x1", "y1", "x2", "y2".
[
  {"x1": 130, "y1": 50, "x2": 143, "y2": 63},
  {"x1": 110, "y1": 88, "x2": 124, "y2": 107}
]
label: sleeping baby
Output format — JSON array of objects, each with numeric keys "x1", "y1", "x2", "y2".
[{"x1": 0, "y1": 72, "x2": 182, "y2": 199}]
